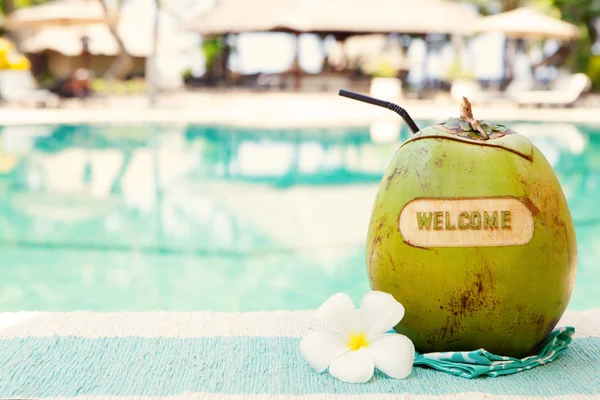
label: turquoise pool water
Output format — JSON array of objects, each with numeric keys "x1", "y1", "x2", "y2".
[{"x1": 0, "y1": 122, "x2": 597, "y2": 311}]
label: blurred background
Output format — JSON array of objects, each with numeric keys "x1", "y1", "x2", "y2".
[{"x1": 0, "y1": 0, "x2": 597, "y2": 312}]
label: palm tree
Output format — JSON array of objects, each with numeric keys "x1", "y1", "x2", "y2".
[{"x1": 99, "y1": 0, "x2": 134, "y2": 80}]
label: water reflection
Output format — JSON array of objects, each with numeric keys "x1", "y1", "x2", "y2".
[{"x1": 0, "y1": 122, "x2": 597, "y2": 311}]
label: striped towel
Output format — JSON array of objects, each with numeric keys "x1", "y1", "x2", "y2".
[{"x1": 0, "y1": 310, "x2": 598, "y2": 399}]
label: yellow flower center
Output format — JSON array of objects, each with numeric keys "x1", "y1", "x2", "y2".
[{"x1": 347, "y1": 332, "x2": 369, "y2": 351}]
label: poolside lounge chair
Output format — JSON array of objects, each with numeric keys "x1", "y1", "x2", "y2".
[
  {"x1": 511, "y1": 72, "x2": 591, "y2": 107},
  {"x1": 0, "y1": 69, "x2": 59, "y2": 108},
  {"x1": 450, "y1": 78, "x2": 535, "y2": 105}
]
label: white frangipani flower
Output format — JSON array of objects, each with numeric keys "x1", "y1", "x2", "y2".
[{"x1": 300, "y1": 291, "x2": 415, "y2": 383}]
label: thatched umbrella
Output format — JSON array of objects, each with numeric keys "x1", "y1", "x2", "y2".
[
  {"x1": 184, "y1": 0, "x2": 478, "y2": 36},
  {"x1": 16, "y1": 10, "x2": 173, "y2": 59},
  {"x1": 183, "y1": 0, "x2": 478, "y2": 88},
  {"x1": 3, "y1": 0, "x2": 109, "y2": 30},
  {"x1": 472, "y1": 8, "x2": 580, "y2": 83},
  {"x1": 472, "y1": 8, "x2": 580, "y2": 40}
]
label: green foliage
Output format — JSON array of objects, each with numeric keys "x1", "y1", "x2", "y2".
[
  {"x1": 16, "y1": 0, "x2": 49, "y2": 7},
  {"x1": 467, "y1": 0, "x2": 558, "y2": 14},
  {"x1": 202, "y1": 37, "x2": 225, "y2": 72},
  {"x1": 0, "y1": 0, "x2": 50, "y2": 14},
  {"x1": 572, "y1": 24, "x2": 592, "y2": 72},
  {"x1": 370, "y1": 57, "x2": 398, "y2": 78},
  {"x1": 586, "y1": 55, "x2": 600, "y2": 90},
  {"x1": 444, "y1": 58, "x2": 477, "y2": 81},
  {"x1": 91, "y1": 77, "x2": 147, "y2": 94},
  {"x1": 36, "y1": 73, "x2": 53, "y2": 86},
  {"x1": 552, "y1": 0, "x2": 600, "y2": 73},
  {"x1": 91, "y1": 77, "x2": 107, "y2": 92}
]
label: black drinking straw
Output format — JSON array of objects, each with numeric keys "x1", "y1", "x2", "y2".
[{"x1": 338, "y1": 89, "x2": 420, "y2": 134}]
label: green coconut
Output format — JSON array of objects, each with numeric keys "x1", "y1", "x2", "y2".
[{"x1": 367, "y1": 98, "x2": 577, "y2": 358}]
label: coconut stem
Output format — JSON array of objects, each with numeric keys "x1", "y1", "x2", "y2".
[{"x1": 460, "y1": 97, "x2": 489, "y2": 139}]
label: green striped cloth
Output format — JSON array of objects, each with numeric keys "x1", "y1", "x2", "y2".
[{"x1": 414, "y1": 326, "x2": 575, "y2": 378}]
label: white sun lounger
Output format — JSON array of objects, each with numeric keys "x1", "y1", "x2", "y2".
[
  {"x1": 0, "y1": 69, "x2": 59, "y2": 108},
  {"x1": 450, "y1": 78, "x2": 535, "y2": 105},
  {"x1": 512, "y1": 73, "x2": 591, "y2": 107}
]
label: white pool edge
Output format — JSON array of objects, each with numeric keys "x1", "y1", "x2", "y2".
[{"x1": 1, "y1": 93, "x2": 599, "y2": 127}]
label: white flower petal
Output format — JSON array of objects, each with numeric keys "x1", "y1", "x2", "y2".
[
  {"x1": 359, "y1": 291, "x2": 405, "y2": 338},
  {"x1": 368, "y1": 334, "x2": 415, "y2": 379},
  {"x1": 328, "y1": 348, "x2": 375, "y2": 383},
  {"x1": 300, "y1": 330, "x2": 349, "y2": 373},
  {"x1": 315, "y1": 292, "x2": 359, "y2": 334}
]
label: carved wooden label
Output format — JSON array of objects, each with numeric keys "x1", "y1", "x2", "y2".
[{"x1": 398, "y1": 197, "x2": 534, "y2": 247}]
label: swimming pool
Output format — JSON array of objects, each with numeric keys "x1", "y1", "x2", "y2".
[{"x1": 0, "y1": 122, "x2": 597, "y2": 311}]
